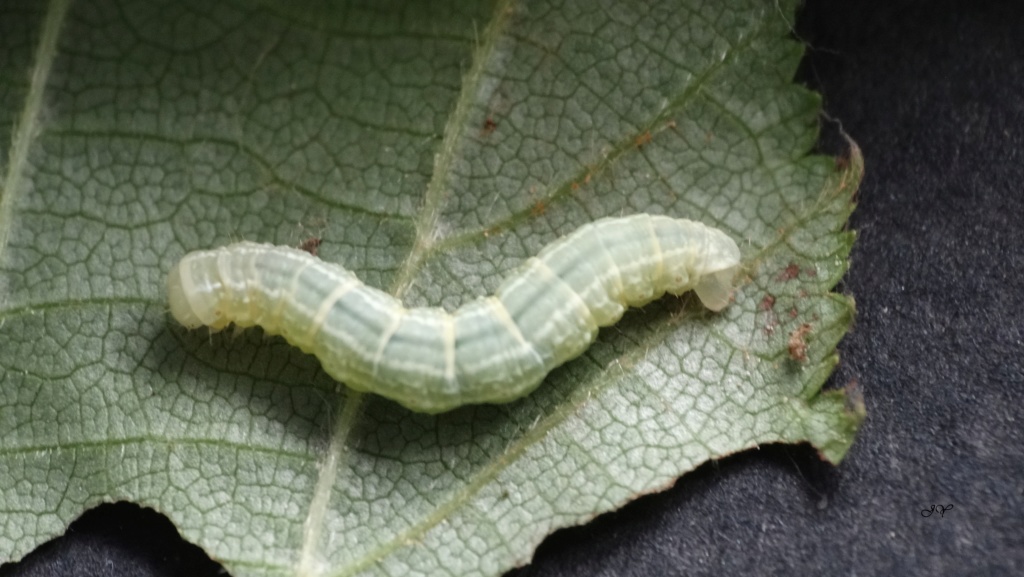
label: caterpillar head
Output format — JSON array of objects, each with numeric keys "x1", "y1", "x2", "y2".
[{"x1": 692, "y1": 228, "x2": 741, "y2": 312}]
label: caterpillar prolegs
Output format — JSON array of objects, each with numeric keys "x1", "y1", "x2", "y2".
[{"x1": 167, "y1": 214, "x2": 741, "y2": 413}]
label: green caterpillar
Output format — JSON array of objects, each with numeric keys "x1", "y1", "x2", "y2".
[{"x1": 167, "y1": 214, "x2": 741, "y2": 413}]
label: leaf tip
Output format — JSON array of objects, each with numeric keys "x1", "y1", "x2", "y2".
[{"x1": 805, "y1": 381, "x2": 866, "y2": 465}]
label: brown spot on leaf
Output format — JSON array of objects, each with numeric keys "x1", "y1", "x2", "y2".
[
  {"x1": 481, "y1": 116, "x2": 498, "y2": 136},
  {"x1": 298, "y1": 237, "x2": 322, "y2": 257},
  {"x1": 530, "y1": 200, "x2": 548, "y2": 217},
  {"x1": 787, "y1": 323, "x2": 813, "y2": 362},
  {"x1": 777, "y1": 263, "x2": 801, "y2": 281}
]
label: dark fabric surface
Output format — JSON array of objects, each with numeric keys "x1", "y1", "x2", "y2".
[{"x1": 3, "y1": 1, "x2": 1022, "y2": 576}]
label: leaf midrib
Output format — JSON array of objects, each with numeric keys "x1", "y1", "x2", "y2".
[{"x1": 388, "y1": 0, "x2": 518, "y2": 299}]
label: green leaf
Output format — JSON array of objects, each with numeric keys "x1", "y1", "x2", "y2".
[{"x1": 0, "y1": 0, "x2": 864, "y2": 575}]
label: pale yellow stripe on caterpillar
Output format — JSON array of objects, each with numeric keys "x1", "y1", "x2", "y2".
[
  {"x1": 371, "y1": 308, "x2": 406, "y2": 380},
  {"x1": 303, "y1": 277, "x2": 361, "y2": 348},
  {"x1": 442, "y1": 313, "x2": 456, "y2": 389},
  {"x1": 526, "y1": 257, "x2": 599, "y2": 367},
  {"x1": 484, "y1": 295, "x2": 543, "y2": 370},
  {"x1": 593, "y1": 217, "x2": 657, "y2": 306},
  {"x1": 642, "y1": 215, "x2": 666, "y2": 290},
  {"x1": 592, "y1": 230, "x2": 626, "y2": 309},
  {"x1": 215, "y1": 248, "x2": 250, "y2": 326},
  {"x1": 246, "y1": 246, "x2": 268, "y2": 326},
  {"x1": 534, "y1": 258, "x2": 598, "y2": 331},
  {"x1": 267, "y1": 259, "x2": 314, "y2": 331}
]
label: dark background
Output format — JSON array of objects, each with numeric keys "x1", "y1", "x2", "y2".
[{"x1": 4, "y1": 0, "x2": 1023, "y2": 575}]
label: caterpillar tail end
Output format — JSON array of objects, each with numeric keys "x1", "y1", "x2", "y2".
[{"x1": 167, "y1": 257, "x2": 227, "y2": 331}]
